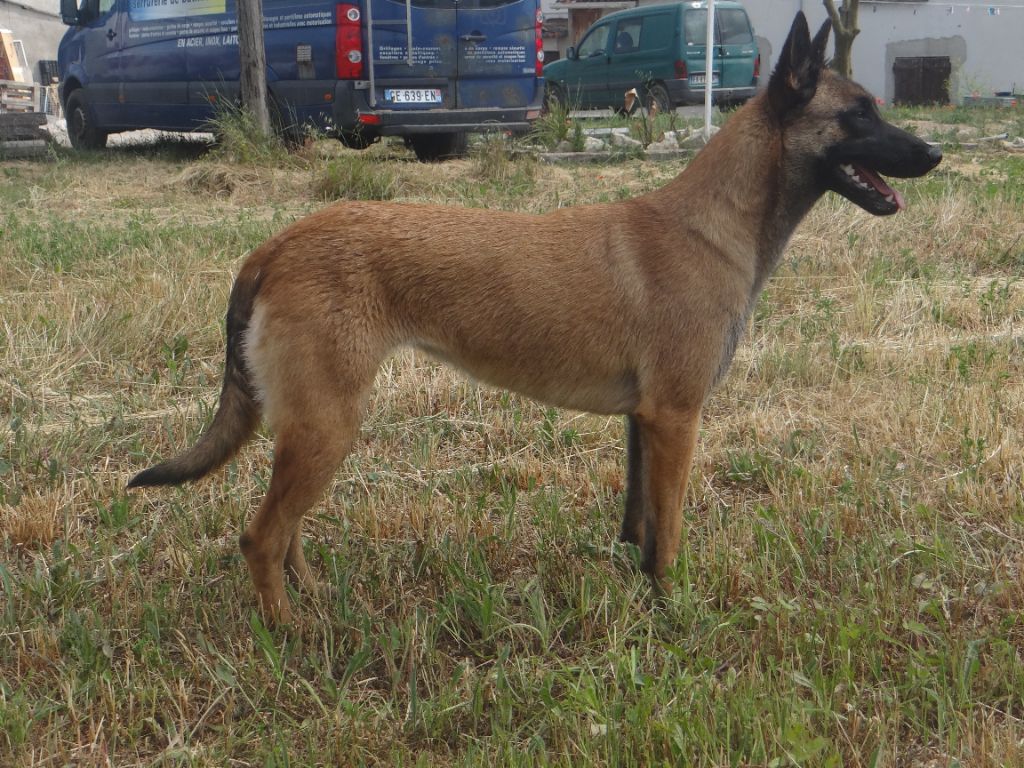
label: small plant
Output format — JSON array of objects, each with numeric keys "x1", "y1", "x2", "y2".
[
  {"x1": 630, "y1": 75, "x2": 662, "y2": 147},
  {"x1": 204, "y1": 100, "x2": 290, "y2": 165},
  {"x1": 529, "y1": 91, "x2": 578, "y2": 150},
  {"x1": 471, "y1": 134, "x2": 537, "y2": 191},
  {"x1": 472, "y1": 133, "x2": 513, "y2": 178},
  {"x1": 314, "y1": 154, "x2": 400, "y2": 201},
  {"x1": 160, "y1": 333, "x2": 191, "y2": 386},
  {"x1": 571, "y1": 118, "x2": 586, "y2": 152}
]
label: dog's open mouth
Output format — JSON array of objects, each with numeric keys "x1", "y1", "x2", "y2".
[{"x1": 832, "y1": 162, "x2": 904, "y2": 215}]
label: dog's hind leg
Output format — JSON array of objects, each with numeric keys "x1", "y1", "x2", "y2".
[
  {"x1": 285, "y1": 527, "x2": 317, "y2": 594},
  {"x1": 238, "y1": 397, "x2": 366, "y2": 623},
  {"x1": 635, "y1": 406, "x2": 703, "y2": 588}
]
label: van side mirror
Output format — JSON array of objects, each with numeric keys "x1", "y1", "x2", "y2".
[
  {"x1": 60, "y1": 0, "x2": 81, "y2": 24},
  {"x1": 566, "y1": 46, "x2": 577, "y2": 61}
]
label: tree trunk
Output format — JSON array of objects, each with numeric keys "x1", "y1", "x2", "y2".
[
  {"x1": 823, "y1": 0, "x2": 859, "y2": 79},
  {"x1": 237, "y1": 0, "x2": 271, "y2": 136}
]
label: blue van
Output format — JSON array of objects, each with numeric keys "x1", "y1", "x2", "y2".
[
  {"x1": 57, "y1": 0, "x2": 545, "y2": 159},
  {"x1": 543, "y1": 1, "x2": 758, "y2": 112}
]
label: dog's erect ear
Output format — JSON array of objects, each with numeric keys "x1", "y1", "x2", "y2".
[
  {"x1": 810, "y1": 17, "x2": 832, "y2": 66},
  {"x1": 767, "y1": 13, "x2": 832, "y2": 119}
]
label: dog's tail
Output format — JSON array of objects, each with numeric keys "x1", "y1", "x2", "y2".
[{"x1": 128, "y1": 268, "x2": 263, "y2": 489}]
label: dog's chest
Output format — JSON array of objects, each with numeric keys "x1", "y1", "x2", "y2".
[{"x1": 714, "y1": 302, "x2": 754, "y2": 388}]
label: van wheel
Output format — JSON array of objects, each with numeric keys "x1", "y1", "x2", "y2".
[
  {"x1": 645, "y1": 84, "x2": 672, "y2": 115},
  {"x1": 408, "y1": 133, "x2": 468, "y2": 162},
  {"x1": 66, "y1": 90, "x2": 108, "y2": 150}
]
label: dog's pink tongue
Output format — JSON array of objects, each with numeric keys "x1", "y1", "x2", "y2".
[{"x1": 855, "y1": 164, "x2": 905, "y2": 210}]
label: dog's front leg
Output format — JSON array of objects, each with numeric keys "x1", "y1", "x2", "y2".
[
  {"x1": 620, "y1": 415, "x2": 648, "y2": 549},
  {"x1": 633, "y1": 407, "x2": 702, "y2": 588}
]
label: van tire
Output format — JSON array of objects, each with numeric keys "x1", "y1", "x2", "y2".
[
  {"x1": 66, "y1": 90, "x2": 108, "y2": 150},
  {"x1": 408, "y1": 132, "x2": 468, "y2": 162},
  {"x1": 645, "y1": 83, "x2": 672, "y2": 115}
]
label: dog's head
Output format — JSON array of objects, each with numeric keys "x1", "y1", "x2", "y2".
[{"x1": 766, "y1": 13, "x2": 942, "y2": 216}]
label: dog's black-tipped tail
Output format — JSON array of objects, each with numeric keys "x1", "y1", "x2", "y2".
[{"x1": 128, "y1": 269, "x2": 263, "y2": 489}]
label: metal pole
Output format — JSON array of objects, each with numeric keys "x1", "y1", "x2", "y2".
[{"x1": 703, "y1": 0, "x2": 715, "y2": 141}]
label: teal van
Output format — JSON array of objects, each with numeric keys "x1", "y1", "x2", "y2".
[{"x1": 543, "y1": 1, "x2": 758, "y2": 112}]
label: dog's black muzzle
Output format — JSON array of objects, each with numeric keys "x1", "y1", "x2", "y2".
[
  {"x1": 824, "y1": 120, "x2": 942, "y2": 216},
  {"x1": 841, "y1": 122, "x2": 943, "y2": 178}
]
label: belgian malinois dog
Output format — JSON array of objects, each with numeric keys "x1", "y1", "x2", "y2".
[{"x1": 129, "y1": 13, "x2": 942, "y2": 622}]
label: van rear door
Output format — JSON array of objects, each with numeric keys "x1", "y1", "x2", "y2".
[
  {"x1": 367, "y1": 0, "x2": 537, "y2": 111},
  {"x1": 368, "y1": 0, "x2": 457, "y2": 109},
  {"x1": 715, "y1": 6, "x2": 756, "y2": 92},
  {"x1": 682, "y1": 8, "x2": 719, "y2": 91},
  {"x1": 455, "y1": 0, "x2": 537, "y2": 110},
  {"x1": 682, "y1": 6, "x2": 757, "y2": 101}
]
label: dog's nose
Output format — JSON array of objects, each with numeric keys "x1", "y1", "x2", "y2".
[{"x1": 927, "y1": 143, "x2": 943, "y2": 165}]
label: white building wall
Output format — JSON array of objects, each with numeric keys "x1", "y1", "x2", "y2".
[{"x1": 742, "y1": 0, "x2": 1023, "y2": 104}]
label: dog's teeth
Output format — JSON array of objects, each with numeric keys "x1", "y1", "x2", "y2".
[
  {"x1": 842, "y1": 164, "x2": 855, "y2": 176},
  {"x1": 885, "y1": 194, "x2": 894, "y2": 203}
]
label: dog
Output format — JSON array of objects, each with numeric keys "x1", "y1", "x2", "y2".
[{"x1": 128, "y1": 13, "x2": 942, "y2": 622}]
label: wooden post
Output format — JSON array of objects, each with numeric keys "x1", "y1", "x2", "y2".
[{"x1": 236, "y1": 0, "x2": 272, "y2": 135}]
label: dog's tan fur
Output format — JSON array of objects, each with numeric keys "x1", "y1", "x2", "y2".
[{"x1": 129, "y1": 15, "x2": 941, "y2": 622}]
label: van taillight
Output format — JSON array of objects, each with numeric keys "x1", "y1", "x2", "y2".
[
  {"x1": 674, "y1": 60, "x2": 687, "y2": 80},
  {"x1": 753, "y1": 53, "x2": 760, "y2": 80},
  {"x1": 535, "y1": 9, "x2": 544, "y2": 77},
  {"x1": 336, "y1": 4, "x2": 363, "y2": 79}
]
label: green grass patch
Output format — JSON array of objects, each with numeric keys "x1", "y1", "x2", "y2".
[{"x1": 2, "y1": 109, "x2": 1024, "y2": 766}]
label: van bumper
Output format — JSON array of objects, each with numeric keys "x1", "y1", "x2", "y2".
[
  {"x1": 269, "y1": 80, "x2": 541, "y2": 137},
  {"x1": 666, "y1": 81, "x2": 758, "y2": 106},
  {"x1": 333, "y1": 81, "x2": 541, "y2": 136}
]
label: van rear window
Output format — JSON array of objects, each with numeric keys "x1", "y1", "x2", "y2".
[
  {"x1": 718, "y1": 9, "x2": 753, "y2": 45},
  {"x1": 683, "y1": 9, "x2": 710, "y2": 45},
  {"x1": 683, "y1": 8, "x2": 753, "y2": 46}
]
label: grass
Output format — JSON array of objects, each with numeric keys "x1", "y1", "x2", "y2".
[{"x1": 2, "y1": 117, "x2": 1024, "y2": 766}]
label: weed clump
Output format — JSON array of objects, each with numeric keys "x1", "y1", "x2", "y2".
[
  {"x1": 471, "y1": 134, "x2": 537, "y2": 191},
  {"x1": 314, "y1": 154, "x2": 401, "y2": 201},
  {"x1": 530, "y1": 96, "x2": 577, "y2": 150},
  {"x1": 205, "y1": 102, "x2": 292, "y2": 165}
]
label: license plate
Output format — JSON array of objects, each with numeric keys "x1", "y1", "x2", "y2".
[
  {"x1": 384, "y1": 88, "x2": 442, "y2": 104},
  {"x1": 690, "y1": 73, "x2": 720, "y2": 87}
]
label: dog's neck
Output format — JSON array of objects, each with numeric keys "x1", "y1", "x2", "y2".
[{"x1": 653, "y1": 95, "x2": 823, "y2": 296}]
